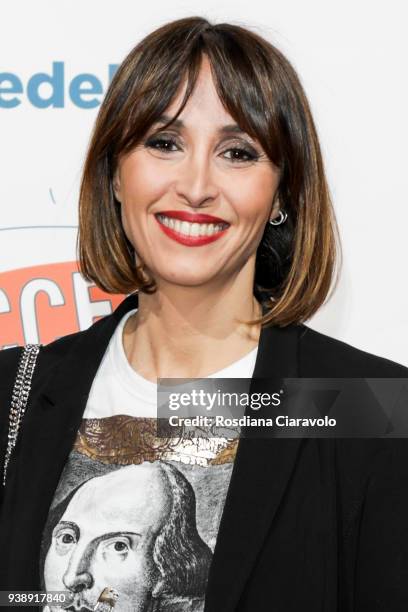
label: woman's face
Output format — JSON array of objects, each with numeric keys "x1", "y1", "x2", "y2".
[{"x1": 113, "y1": 55, "x2": 281, "y2": 293}]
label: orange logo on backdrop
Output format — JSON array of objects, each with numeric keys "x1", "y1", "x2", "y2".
[{"x1": 0, "y1": 262, "x2": 125, "y2": 349}]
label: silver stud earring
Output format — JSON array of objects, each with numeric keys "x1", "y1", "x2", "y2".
[{"x1": 269, "y1": 210, "x2": 288, "y2": 226}]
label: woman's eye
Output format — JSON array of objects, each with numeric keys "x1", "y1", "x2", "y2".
[
  {"x1": 145, "y1": 136, "x2": 179, "y2": 153},
  {"x1": 144, "y1": 136, "x2": 259, "y2": 163},
  {"x1": 223, "y1": 147, "x2": 259, "y2": 163}
]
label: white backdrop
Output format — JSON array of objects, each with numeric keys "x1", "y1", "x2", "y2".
[{"x1": 1, "y1": 0, "x2": 407, "y2": 364}]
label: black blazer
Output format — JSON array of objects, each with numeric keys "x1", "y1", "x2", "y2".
[{"x1": 1, "y1": 293, "x2": 408, "y2": 612}]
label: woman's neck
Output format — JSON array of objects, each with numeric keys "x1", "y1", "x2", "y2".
[{"x1": 122, "y1": 288, "x2": 263, "y2": 382}]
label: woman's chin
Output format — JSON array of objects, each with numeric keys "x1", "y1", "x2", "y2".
[{"x1": 156, "y1": 270, "x2": 224, "y2": 288}]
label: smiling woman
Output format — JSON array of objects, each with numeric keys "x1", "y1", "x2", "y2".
[
  {"x1": 1, "y1": 15, "x2": 408, "y2": 612},
  {"x1": 78, "y1": 20, "x2": 339, "y2": 333}
]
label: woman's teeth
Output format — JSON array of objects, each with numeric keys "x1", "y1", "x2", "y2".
[{"x1": 156, "y1": 214, "x2": 228, "y2": 237}]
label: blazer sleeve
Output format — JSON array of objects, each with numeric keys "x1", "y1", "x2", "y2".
[{"x1": 354, "y1": 438, "x2": 408, "y2": 611}]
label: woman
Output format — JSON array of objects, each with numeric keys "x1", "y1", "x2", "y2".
[{"x1": 1, "y1": 16, "x2": 408, "y2": 612}]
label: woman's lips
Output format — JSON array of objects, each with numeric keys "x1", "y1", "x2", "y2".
[
  {"x1": 154, "y1": 214, "x2": 229, "y2": 246},
  {"x1": 155, "y1": 209, "x2": 228, "y2": 224}
]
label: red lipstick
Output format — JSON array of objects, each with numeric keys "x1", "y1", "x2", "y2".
[
  {"x1": 156, "y1": 210, "x2": 229, "y2": 224},
  {"x1": 155, "y1": 212, "x2": 230, "y2": 247}
]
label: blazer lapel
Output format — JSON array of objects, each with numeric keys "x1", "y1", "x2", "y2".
[{"x1": 204, "y1": 318, "x2": 303, "y2": 612}]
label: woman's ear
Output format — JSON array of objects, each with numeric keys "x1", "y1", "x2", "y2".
[
  {"x1": 269, "y1": 195, "x2": 281, "y2": 222},
  {"x1": 112, "y1": 169, "x2": 122, "y2": 203}
]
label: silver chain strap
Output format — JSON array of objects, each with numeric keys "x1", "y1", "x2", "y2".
[{"x1": 2, "y1": 343, "x2": 42, "y2": 487}]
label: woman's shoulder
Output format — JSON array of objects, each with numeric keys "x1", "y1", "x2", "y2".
[
  {"x1": 0, "y1": 346, "x2": 25, "y2": 402},
  {"x1": 0, "y1": 329, "x2": 81, "y2": 369},
  {"x1": 0, "y1": 308, "x2": 119, "y2": 406},
  {"x1": 0, "y1": 326, "x2": 91, "y2": 398},
  {"x1": 297, "y1": 323, "x2": 408, "y2": 377},
  {"x1": 0, "y1": 306, "x2": 115, "y2": 371}
]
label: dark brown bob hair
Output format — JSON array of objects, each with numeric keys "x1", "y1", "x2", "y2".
[{"x1": 77, "y1": 16, "x2": 341, "y2": 327}]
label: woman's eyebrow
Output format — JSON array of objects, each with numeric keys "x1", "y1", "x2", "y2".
[{"x1": 154, "y1": 114, "x2": 245, "y2": 135}]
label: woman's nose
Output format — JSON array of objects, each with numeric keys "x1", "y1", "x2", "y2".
[{"x1": 174, "y1": 149, "x2": 219, "y2": 208}]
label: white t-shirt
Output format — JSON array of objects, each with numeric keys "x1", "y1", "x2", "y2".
[
  {"x1": 84, "y1": 308, "x2": 258, "y2": 419},
  {"x1": 40, "y1": 308, "x2": 258, "y2": 612}
]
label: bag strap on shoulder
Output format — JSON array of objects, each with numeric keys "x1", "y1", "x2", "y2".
[{"x1": 2, "y1": 343, "x2": 42, "y2": 487}]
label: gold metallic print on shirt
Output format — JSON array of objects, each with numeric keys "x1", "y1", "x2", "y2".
[{"x1": 73, "y1": 415, "x2": 238, "y2": 467}]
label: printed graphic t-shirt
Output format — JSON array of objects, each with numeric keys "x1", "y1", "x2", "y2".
[{"x1": 40, "y1": 308, "x2": 258, "y2": 612}]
